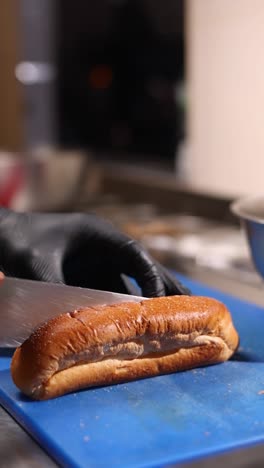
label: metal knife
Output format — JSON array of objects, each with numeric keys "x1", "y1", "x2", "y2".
[{"x1": 0, "y1": 277, "x2": 144, "y2": 348}]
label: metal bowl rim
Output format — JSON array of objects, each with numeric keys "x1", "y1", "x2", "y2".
[{"x1": 231, "y1": 195, "x2": 264, "y2": 224}]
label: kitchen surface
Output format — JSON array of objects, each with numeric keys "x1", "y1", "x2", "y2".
[
  {"x1": 1, "y1": 162, "x2": 264, "y2": 468},
  {"x1": 80, "y1": 160, "x2": 263, "y2": 304},
  {"x1": 2, "y1": 0, "x2": 264, "y2": 467}
]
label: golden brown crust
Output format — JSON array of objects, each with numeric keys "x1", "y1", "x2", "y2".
[{"x1": 11, "y1": 296, "x2": 239, "y2": 400}]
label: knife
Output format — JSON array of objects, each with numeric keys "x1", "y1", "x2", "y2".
[{"x1": 0, "y1": 277, "x2": 145, "y2": 348}]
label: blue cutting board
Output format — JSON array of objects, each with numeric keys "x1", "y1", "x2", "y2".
[{"x1": 1, "y1": 273, "x2": 264, "y2": 468}]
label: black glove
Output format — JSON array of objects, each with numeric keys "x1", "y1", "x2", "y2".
[{"x1": 0, "y1": 208, "x2": 190, "y2": 297}]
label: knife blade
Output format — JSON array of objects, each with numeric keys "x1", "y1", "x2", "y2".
[{"x1": 0, "y1": 277, "x2": 145, "y2": 348}]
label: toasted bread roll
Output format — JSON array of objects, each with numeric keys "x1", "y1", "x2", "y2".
[{"x1": 11, "y1": 295, "x2": 239, "y2": 400}]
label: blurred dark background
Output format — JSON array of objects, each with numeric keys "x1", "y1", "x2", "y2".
[
  {"x1": 57, "y1": 0, "x2": 185, "y2": 160},
  {"x1": 0, "y1": 0, "x2": 258, "y2": 297}
]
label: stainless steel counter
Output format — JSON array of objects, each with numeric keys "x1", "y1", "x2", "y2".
[{"x1": 0, "y1": 406, "x2": 56, "y2": 468}]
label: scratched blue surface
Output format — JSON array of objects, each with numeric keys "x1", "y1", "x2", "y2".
[{"x1": 1, "y1": 273, "x2": 264, "y2": 468}]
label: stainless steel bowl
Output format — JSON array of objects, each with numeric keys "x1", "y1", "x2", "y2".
[
  {"x1": 0, "y1": 149, "x2": 100, "y2": 212},
  {"x1": 231, "y1": 196, "x2": 264, "y2": 280}
]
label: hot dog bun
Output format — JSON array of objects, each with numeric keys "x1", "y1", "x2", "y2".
[{"x1": 11, "y1": 295, "x2": 239, "y2": 400}]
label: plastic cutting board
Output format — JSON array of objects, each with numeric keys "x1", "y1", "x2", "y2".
[{"x1": 1, "y1": 273, "x2": 264, "y2": 468}]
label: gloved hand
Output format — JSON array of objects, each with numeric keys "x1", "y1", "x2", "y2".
[{"x1": 0, "y1": 208, "x2": 190, "y2": 297}]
